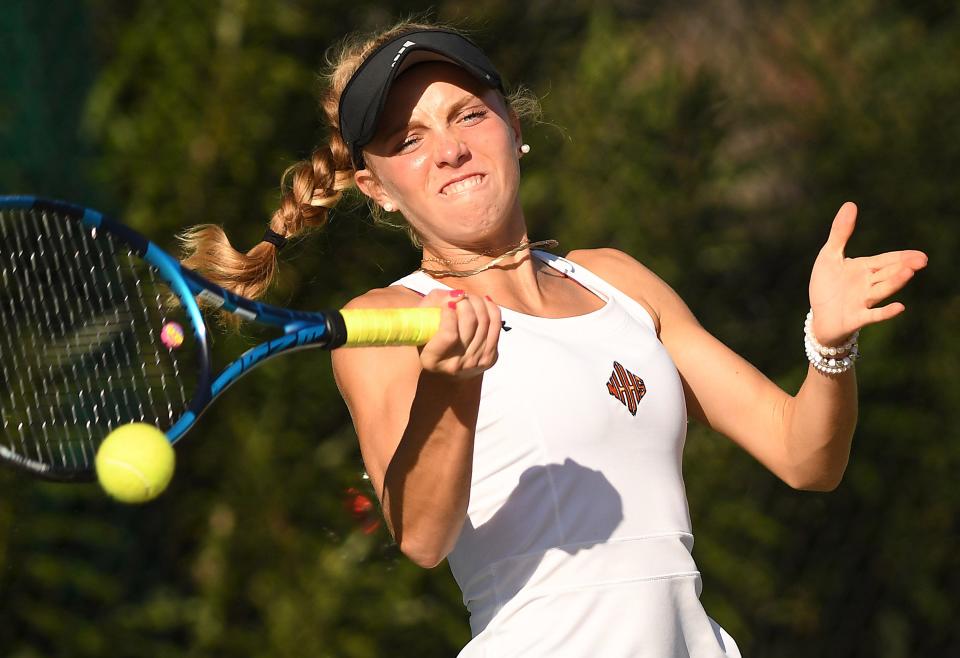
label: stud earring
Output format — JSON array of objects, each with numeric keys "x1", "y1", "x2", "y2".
[
  {"x1": 520, "y1": 144, "x2": 531, "y2": 154},
  {"x1": 383, "y1": 202, "x2": 394, "y2": 212}
]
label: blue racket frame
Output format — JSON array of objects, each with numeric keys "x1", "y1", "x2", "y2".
[{"x1": 1, "y1": 196, "x2": 346, "y2": 455}]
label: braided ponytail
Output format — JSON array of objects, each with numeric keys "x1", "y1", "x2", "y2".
[{"x1": 178, "y1": 143, "x2": 352, "y2": 302}]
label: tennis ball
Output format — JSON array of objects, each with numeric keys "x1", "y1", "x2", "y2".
[{"x1": 95, "y1": 423, "x2": 175, "y2": 503}]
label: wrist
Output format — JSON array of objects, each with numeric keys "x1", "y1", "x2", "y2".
[
  {"x1": 418, "y1": 368, "x2": 485, "y2": 398},
  {"x1": 804, "y1": 309, "x2": 859, "y2": 375},
  {"x1": 807, "y1": 309, "x2": 858, "y2": 348}
]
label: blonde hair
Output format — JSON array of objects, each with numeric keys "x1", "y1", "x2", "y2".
[{"x1": 179, "y1": 19, "x2": 540, "y2": 303}]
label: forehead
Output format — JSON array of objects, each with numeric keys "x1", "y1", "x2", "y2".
[{"x1": 376, "y1": 61, "x2": 500, "y2": 129}]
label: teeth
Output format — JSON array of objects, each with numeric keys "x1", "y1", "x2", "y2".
[{"x1": 441, "y1": 175, "x2": 483, "y2": 195}]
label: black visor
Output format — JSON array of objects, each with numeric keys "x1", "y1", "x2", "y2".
[{"x1": 338, "y1": 29, "x2": 505, "y2": 170}]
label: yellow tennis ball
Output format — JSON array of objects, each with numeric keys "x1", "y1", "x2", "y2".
[{"x1": 95, "y1": 423, "x2": 175, "y2": 503}]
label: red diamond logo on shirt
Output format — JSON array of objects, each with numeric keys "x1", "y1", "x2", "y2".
[{"x1": 606, "y1": 361, "x2": 647, "y2": 416}]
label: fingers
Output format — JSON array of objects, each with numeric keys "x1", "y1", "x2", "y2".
[
  {"x1": 418, "y1": 288, "x2": 464, "y2": 309},
  {"x1": 862, "y1": 301, "x2": 906, "y2": 326},
  {"x1": 858, "y1": 249, "x2": 928, "y2": 307},
  {"x1": 823, "y1": 202, "x2": 858, "y2": 256},
  {"x1": 861, "y1": 249, "x2": 929, "y2": 273},
  {"x1": 905, "y1": 250, "x2": 929, "y2": 270},
  {"x1": 481, "y1": 296, "x2": 502, "y2": 367},
  {"x1": 456, "y1": 293, "x2": 488, "y2": 361},
  {"x1": 869, "y1": 261, "x2": 907, "y2": 283},
  {"x1": 867, "y1": 266, "x2": 916, "y2": 307},
  {"x1": 418, "y1": 290, "x2": 501, "y2": 377},
  {"x1": 868, "y1": 256, "x2": 925, "y2": 285},
  {"x1": 419, "y1": 288, "x2": 465, "y2": 342},
  {"x1": 454, "y1": 294, "x2": 501, "y2": 371}
]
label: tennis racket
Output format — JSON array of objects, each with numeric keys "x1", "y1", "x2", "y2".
[{"x1": 0, "y1": 196, "x2": 440, "y2": 482}]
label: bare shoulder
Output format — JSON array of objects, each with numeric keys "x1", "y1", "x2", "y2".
[
  {"x1": 565, "y1": 248, "x2": 664, "y2": 285},
  {"x1": 564, "y1": 248, "x2": 678, "y2": 331},
  {"x1": 566, "y1": 246, "x2": 663, "y2": 274},
  {"x1": 332, "y1": 285, "x2": 423, "y2": 374},
  {"x1": 564, "y1": 247, "x2": 702, "y2": 343},
  {"x1": 342, "y1": 284, "x2": 424, "y2": 311}
]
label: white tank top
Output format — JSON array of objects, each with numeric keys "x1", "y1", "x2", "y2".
[{"x1": 393, "y1": 252, "x2": 741, "y2": 658}]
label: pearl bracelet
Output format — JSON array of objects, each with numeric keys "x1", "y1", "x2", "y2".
[{"x1": 804, "y1": 309, "x2": 859, "y2": 375}]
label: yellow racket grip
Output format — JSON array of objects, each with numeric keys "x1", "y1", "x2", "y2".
[{"x1": 340, "y1": 307, "x2": 441, "y2": 347}]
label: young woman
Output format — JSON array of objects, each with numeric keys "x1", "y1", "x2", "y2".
[{"x1": 181, "y1": 21, "x2": 928, "y2": 657}]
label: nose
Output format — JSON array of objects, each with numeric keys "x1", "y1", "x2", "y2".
[{"x1": 434, "y1": 131, "x2": 469, "y2": 167}]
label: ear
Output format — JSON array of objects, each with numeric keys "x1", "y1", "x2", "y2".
[{"x1": 354, "y1": 167, "x2": 397, "y2": 211}]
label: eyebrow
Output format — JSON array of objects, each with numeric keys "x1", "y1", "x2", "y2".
[{"x1": 379, "y1": 92, "x2": 484, "y2": 143}]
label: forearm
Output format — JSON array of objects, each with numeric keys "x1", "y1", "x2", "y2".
[
  {"x1": 781, "y1": 366, "x2": 858, "y2": 490},
  {"x1": 381, "y1": 371, "x2": 482, "y2": 567}
]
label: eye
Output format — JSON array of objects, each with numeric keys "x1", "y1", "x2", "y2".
[
  {"x1": 461, "y1": 109, "x2": 488, "y2": 123},
  {"x1": 396, "y1": 134, "x2": 421, "y2": 153}
]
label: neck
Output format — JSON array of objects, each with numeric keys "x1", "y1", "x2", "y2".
[
  {"x1": 422, "y1": 244, "x2": 584, "y2": 320},
  {"x1": 420, "y1": 237, "x2": 558, "y2": 278}
]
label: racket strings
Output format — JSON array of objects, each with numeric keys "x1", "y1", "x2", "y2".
[
  {"x1": 43, "y1": 214, "x2": 127, "y2": 468},
  {"x1": 0, "y1": 207, "x2": 199, "y2": 476},
  {"x1": 63, "y1": 218, "x2": 135, "y2": 462},
  {"x1": 124, "y1": 254, "x2": 190, "y2": 426},
  {"x1": 6, "y1": 211, "x2": 110, "y2": 468},
  {"x1": 2, "y1": 214, "x2": 57, "y2": 462}
]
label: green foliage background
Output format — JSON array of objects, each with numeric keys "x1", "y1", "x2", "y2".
[{"x1": 1, "y1": 1, "x2": 957, "y2": 656}]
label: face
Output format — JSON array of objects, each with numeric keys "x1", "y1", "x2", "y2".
[{"x1": 354, "y1": 62, "x2": 524, "y2": 251}]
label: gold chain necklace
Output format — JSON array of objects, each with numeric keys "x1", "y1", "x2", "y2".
[{"x1": 419, "y1": 239, "x2": 559, "y2": 278}]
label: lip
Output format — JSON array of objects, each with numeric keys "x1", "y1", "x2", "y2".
[{"x1": 438, "y1": 172, "x2": 486, "y2": 196}]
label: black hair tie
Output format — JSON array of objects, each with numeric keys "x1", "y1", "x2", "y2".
[{"x1": 261, "y1": 228, "x2": 288, "y2": 250}]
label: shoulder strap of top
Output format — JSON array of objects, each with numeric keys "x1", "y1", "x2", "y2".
[
  {"x1": 534, "y1": 251, "x2": 658, "y2": 334},
  {"x1": 391, "y1": 269, "x2": 452, "y2": 296}
]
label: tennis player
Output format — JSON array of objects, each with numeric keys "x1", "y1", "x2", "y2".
[{"x1": 181, "y1": 20, "x2": 928, "y2": 657}]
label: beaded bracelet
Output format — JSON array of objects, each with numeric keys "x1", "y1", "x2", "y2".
[{"x1": 804, "y1": 309, "x2": 860, "y2": 375}]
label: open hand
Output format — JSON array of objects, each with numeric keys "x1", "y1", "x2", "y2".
[{"x1": 808, "y1": 202, "x2": 928, "y2": 346}]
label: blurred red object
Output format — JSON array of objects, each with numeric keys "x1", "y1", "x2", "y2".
[{"x1": 344, "y1": 487, "x2": 381, "y2": 534}]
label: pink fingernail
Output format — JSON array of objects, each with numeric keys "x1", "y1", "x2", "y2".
[
  {"x1": 484, "y1": 295, "x2": 493, "y2": 302},
  {"x1": 450, "y1": 289, "x2": 465, "y2": 297},
  {"x1": 448, "y1": 301, "x2": 458, "y2": 309}
]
